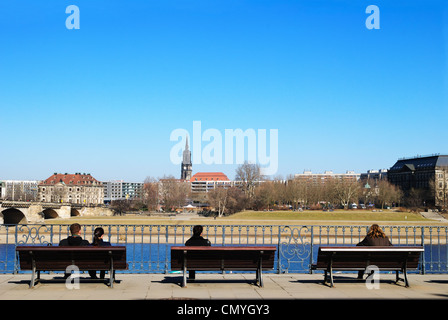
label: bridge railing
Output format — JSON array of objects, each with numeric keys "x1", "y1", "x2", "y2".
[{"x1": 0, "y1": 224, "x2": 447, "y2": 274}]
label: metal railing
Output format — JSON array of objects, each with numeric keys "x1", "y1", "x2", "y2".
[{"x1": 1, "y1": 224, "x2": 447, "y2": 274}]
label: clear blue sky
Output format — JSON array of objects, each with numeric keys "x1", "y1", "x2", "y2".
[{"x1": 0, "y1": 0, "x2": 446, "y2": 181}]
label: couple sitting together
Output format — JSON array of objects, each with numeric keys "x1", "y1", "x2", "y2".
[{"x1": 59, "y1": 223, "x2": 110, "y2": 279}]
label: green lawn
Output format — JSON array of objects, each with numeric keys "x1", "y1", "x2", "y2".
[
  {"x1": 45, "y1": 209, "x2": 435, "y2": 226},
  {"x1": 223, "y1": 210, "x2": 429, "y2": 222}
]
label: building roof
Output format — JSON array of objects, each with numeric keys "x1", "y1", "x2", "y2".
[
  {"x1": 40, "y1": 173, "x2": 101, "y2": 185},
  {"x1": 190, "y1": 172, "x2": 230, "y2": 182},
  {"x1": 389, "y1": 155, "x2": 448, "y2": 172}
]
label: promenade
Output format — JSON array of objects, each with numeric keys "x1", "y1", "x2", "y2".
[{"x1": 1, "y1": 272, "x2": 447, "y2": 300}]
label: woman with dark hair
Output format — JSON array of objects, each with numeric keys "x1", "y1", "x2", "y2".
[
  {"x1": 356, "y1": 224, "x2": 392, "y2": 279},
  {"x1": 88, "y1": 227, "x2": 111, "y2": 279},
  {"x1": 92, "y1": 227, "x2": 111, "y2": 247}
]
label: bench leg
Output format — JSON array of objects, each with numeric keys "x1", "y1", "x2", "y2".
[
  {"x1": 29, "y1": 258, "x2": 39, "y2": 289},
  {"x1": 109, "y1": 252, "x2": 114, "y2": 288},
  {"x1": 257, "y1": 267, "x2": 264, "y2": 287},
  {"x1": 329, "y1": 268, "x2": 334, "y2": 287},
  {"x1": 30, "y1": 267, "x2": 36, "y2": 289},
  {"x1": 403, "y1": 269, "x2": 409, "y2": 288},
  {"x1": 182, "y1": 267, "x2": 187, "y2": 288},
  {"x1": 182, "y1": 251, "x2": 187, "y2": 288}
]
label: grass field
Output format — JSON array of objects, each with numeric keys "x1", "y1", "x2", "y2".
[{"x1": 44, "y1": 209, "x2": 439, "y2": 226}]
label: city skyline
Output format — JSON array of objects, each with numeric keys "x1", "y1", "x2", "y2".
[{"x1": 1, "y1": 0, "x2": 447, "y2": 182}]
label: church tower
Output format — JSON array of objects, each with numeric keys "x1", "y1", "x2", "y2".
[{"x1": 181, "y1": 137, "x2": 192, "y2": 181}]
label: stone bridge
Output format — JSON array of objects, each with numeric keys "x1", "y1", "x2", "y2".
[{"x1": 0, "y1": 201, "x2": 115, "y2": 224}]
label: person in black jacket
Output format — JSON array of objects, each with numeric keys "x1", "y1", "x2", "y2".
[
  {"x1": 59, "y1": 223, "x2": 90, "y2": 246},
  {"x1": 89, "y1": 227, "x2": 111, "y2": 279},
  {"x1": 357, "y1": 224, "x2": 392, "y2": 247},
  {"x1": 356, "y1": 224, "x2": 392, "y2": 278},
  {"x1": 59, "y1": 223, "x2": 90, "y2": 279},
  {"x1": 185, "y1": 225, "x2": 211, "y2": 280}
]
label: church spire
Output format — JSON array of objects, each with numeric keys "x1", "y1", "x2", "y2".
[{"x1": 181, "y1": 135, "x2": 192, "y2": 180}]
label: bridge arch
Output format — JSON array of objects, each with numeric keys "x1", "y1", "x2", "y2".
[
  {"x1": 71, "y1": 208, "x2": 81, "y2": 217},
  {"x1": 42, "y1": 208, "x2": 59, "y2": 220},
  {"x1": 2, "y1": 208, "x2": 27, "y2": 224}
]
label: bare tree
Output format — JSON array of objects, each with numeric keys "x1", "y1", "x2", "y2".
[
  {"x1": 111, "y1": 199, "x2": 131, "y2": 215},
  {"x1": 158, "y1": 175, "x2": 190, "y2": 212},
  {"x1": 375, "y1": 179, "x2": 403, "y2": 209},
  {"x1": 207, "y1": 186, "x2": 246, "y2": 216},
  {"x1": 332, "y1": 179, "x2": 361, "y2": 209},
  {"x1": 207, "y1": 187, "x2": 229, "y2": 217},
  {"x1": 143, "y1": 176, "x2": 159, "y2": 212},
  {"x1": 235, "y1": 162, "x2": 262, "y2": 201}
]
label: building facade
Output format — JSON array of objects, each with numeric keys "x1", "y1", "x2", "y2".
[
  {"x1": 294, "y1": 170, "x2": 360, "y2": 184},
  {"x1": 190, "y1": 172, "x2": 232, "y2": 193},
  {"x1": 103, "y1": 180, "x2": 144, "y2": 203},
  {"x1": 0, "y1": 180, "x2": 39, "y2": 201},
  {"x1": 360, "y1": 169, "x2": 388, "y2": 182},
  {"x1": 38, "y1": 173, "x2": 103, "y2": 205},
  {"x1": 388, "y1": 155, "x2": 448, "y2": 208}
]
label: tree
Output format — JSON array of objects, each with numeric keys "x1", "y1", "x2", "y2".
[
  {"x1": 143, "y1": 176, "x2": 159, "y2": 212},
  {"x1": 235, "y1": 162, "x2": 262, "y2": 201},
  {"x1": 207, "y1": 186, "x2": 246, "y2": 216},
  {"x1": 207, "y1": 187, "x2": 229, "y2": 217},
  {"x1": 332, "y1": 179, "x2": 361, "y2": 209},
  {"x1": 375, "y1": 179, "x2": 403, "y2": 209},
  {"x1": 158, "y1": 175, "x2": 190, "y2": 212},
  {"x1": 111, "y1": 199, "x2": 131, "y2": 215}
]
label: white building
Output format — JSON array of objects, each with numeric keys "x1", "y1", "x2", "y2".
[
  {"x1": 0, "y1": 180, "x2": 39, "y2": 201},
  {"x1": 294, "y1": 170, "x2": 360, "y2": 184},
  {"x1": 103, "y1": 180, "x2": 143, "y2": 203}
]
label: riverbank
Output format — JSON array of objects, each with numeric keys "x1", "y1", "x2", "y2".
[{"x1": 41, "y1": 209, "x2": 446, "y2": 226}]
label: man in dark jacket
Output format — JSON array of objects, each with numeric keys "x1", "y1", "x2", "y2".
[
  {"x1": 59, "y1": 223, "x2": 90, "y2": 279},
  {"x1": 185, "y1": 225, "x2": 211, "y2": 280},
  {"x1": 59, "y1": 223, "x2": 90, "y2": 246}
]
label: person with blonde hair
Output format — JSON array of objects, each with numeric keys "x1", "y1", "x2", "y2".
[
  {"x1": 357, "y1": 224, "x2": 392, "y2": 247},
  {"x1": 356, "y1": 224, "x2": 392, "y2": 279}
]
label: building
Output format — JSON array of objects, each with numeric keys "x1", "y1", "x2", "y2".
[
  {"x1": 0, "y1": 180, "x2": 39, "y2": 201},
  {"x1": 190, "y1": 172, "x2": 232, "y2": 193},
  {"x1": 360, "y1": 169, "x2": 388, "y2": 182},
  {"x1": 38, "y1": 173, "x2": 103, "y2": 205},
  {"x1": 103, "y1": 180, "x2": 144, "y2": 203},
  {"x1": 181, "y1": 137, "x2": 192, "y2": 181},
  {"x1": 388, "y1": 154, "x2": 448, "y2": 207},
  {"x1": 294, "y1": 170, "x2": 360, "y2": 184}
]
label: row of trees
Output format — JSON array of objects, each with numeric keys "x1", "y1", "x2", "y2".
[{"x1": 115, "y1": 163, "x2": 409, "y2": 216}]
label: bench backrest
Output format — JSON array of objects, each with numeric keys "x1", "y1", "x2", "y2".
[
  {"x1": 16, "y1": 246, "x2": 128, "y2": 271},
  {"x1": 314, "y1": 246, "x2": 424, "y2": 269},
  {"x1": 171, "y1": 246, "x2": 276, "y2": 271}
]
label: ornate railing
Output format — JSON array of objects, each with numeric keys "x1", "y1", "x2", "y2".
[{"x1": 1, "y1": 224, "x2": 447, "y2": 274}]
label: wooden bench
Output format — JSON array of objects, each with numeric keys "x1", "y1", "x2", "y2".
[
  {"x1": 170, "y1": 246, "x2": 276, "y2": 287},
  {"x1": 16, "y1": 246, "x2": 128, "y2": 288},
  {"x1": 311, "y1": 246, "x2": 424, "y2": 287}
]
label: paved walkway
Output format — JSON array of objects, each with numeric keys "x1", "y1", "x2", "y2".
[{"x1": 1, "y1": 272, "x2": 447, "y2": 300}]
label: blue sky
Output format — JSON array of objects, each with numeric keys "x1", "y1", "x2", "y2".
[{"x1": 0, "y1": 0, "x2": 446, "y2": 182}]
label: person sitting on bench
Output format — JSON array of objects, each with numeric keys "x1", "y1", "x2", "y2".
[
  {"x1": 59, "y1": 223, "x2": 90, "y2": 246},
  {"x1": 185, "y1": 225, "x2": 211, "y2": 280},
  {"x1": 356, "y1": 224, "x2": 392, "y2": 278}
]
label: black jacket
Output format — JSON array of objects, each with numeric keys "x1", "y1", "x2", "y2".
[
  {"x1": 92, "y1": 239, "x2": 111, "y2": 247},
  {"x1": 185, "y1": 235, "x2": 211, "y2": 246},
  {"x1": 59, "y1": 235, "x2": 90, "y2": 246},
  {"x1": 357, "y1": 236, "x2": 392, "y2": 246}
]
